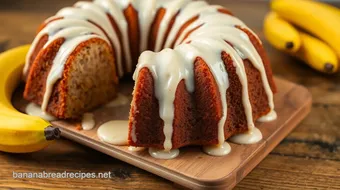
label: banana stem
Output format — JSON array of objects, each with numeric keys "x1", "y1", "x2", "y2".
[
  {"x1": 44, "y1": 126, "x2": 61, "y2": 140},
  {"x1": 324, "y1": 63, "x2": 334, "y2": 73},
  {"x1": 285, "y1": 42, "x2": 294, "y2": 49}
]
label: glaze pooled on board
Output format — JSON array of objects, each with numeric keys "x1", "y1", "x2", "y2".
[{"x1": 25, "y1": 102, "x2": 57, "y2": 121}]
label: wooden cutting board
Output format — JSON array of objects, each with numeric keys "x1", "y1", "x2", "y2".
[{"x1": 13, "y1": 77, "x2": 312, "y2": 190}]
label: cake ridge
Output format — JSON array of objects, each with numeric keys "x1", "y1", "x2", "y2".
[
  {"x1": 163, "y1": 1, "x2": 219, "y2": 48},
  {"x1": 93, "y1": 0, "x2": 131, "y2": 77},
  {"x1": 57, "y1": 3, "x2": 122, "y2": 75},
  {"x1": 23, "y1": 19, "x2": 102, "y2": 78},
  {"x1": 184, "y1": 25, "x2": 274, "y2": 115},
  {"x1": 40, "y1": 27, "x2": 109, "y2": 112},
  {"x1": 153, "y1": 0, "x2": 191, "y2": 52}
]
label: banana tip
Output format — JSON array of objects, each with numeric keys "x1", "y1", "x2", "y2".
[
  {"x1": 285, "y1": 42, "x2": 294, "y2": 50},
  {"x1": 44, "y1": 126, "x2": 61, "y2": 140},
  {"x1": 324, "y1": 63, "x2": 334, "y2": 73}
]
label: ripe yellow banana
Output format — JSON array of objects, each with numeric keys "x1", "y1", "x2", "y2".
[
  {"x1": 264, "y1": 12, "x2": 301, "y2": 53},
  {"x1": 271, "y1": 0, "x2": 340, "y2": 58},
  {"x1": 304, "y1": 0, "x2": 340, "y2": 18},
  {"x1": 293, "y1": 32, "x2": 338, "y2": 73},
  {"x1": 0, "y1": 45, "x2": 60, "y2": 153}
]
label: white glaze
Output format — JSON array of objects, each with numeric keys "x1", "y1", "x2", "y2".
[
  {"x1": 203, "y1": 141, "x2": 231, "y2": 156},
  {"x1": 105, "y1": 93, "x2": 129, "y2": 107},
  {"x1": 97, "y1": 120, "x2": 129, "y2": 145},
  {"x1": 184, "y1": 26, "x2": 259, "y2": 131},
  {"x1": 112, "y1": 0, "x2": 131, "y2": 9},
  {"x1": 24, "y1": 18, "x2": 102, "y2": 77},
  {"x1": 25, "y1": 102, "x2": 57, "y2": 121},
  {"x1": 81, "y1": 113, "x2": 95, "y2": 130},
  {"x1": 181, "y1": 39, "x2": 230, "y2": 145},
  {"x1": 128, "y1": 146, "x2": 146, "y2": 152},
  {"x1": 258, "y1": 110, "x2": 277, "y2": 122},
  {"x1": 229, "y1": 127, "x2": 262, "y2": 144},
  {"x1": 57, "y1": 2, "x2": 122, "y2": 72},
  {"x1": 154, "y1": 0, "x2": 191, "y2": 52},
  {"x1": 174, "y1": 9, "x2": 244, "y2": 47},
  {"x1": 130, "y1": 107, "x2": 137, "y2": 143},
  {"x1": 133, "y1": 0, "x2": 157, "y2": 52},
  {"x1": 94, "y1": 0, "x2": 131, "y2": 76},
  {"x1": 41, "y1": 33, "x2": 107, "y2": 112},
  {"x1": 180, "y1": 15, "x2": 274, "y2": 116},
  {"x1": 163, "y1": 1, "x2": 210, "y2": 48},
  {"x1": 148, "y1": 148, "x2": 180, "y2": 159},
  {"x1": 134, "y1": 49, "x2": 194, "y2": 150}
]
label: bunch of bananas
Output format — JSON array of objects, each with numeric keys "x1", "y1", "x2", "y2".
[
  {"x1": 0, "y1": 45, "x2": 60, "y2": 153},
  {"x1": 264, "y1": 0, "x2": 340, "y2": 74}
]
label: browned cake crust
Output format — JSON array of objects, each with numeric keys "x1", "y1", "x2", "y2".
[
  {"x1": 24, "y1": 38, "x2": 118, "y2": 119},
  {"x1": 124, "y1": 5, "x2": 140, "y2": 69},
  {"x1": 24, "y1": 34, "x2": 49, "y2": 82},
  {"x1": 148, "y1": 8, "x2": 165, "y2": 51}
]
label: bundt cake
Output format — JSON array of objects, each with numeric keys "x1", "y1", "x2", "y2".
[{"x1": 23, "y1": 0, "x2": 277, "y2": 153}]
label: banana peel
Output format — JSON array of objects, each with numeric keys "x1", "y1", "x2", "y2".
[
  {"x1": 265, "y1": 0, "x2": 339, "y2": 74},
  {"x1": 0, "y1": 45, "x2": 60, "y2": 153},
  {"x1": 264, "y1": 12, "x2": 301, "y2": 53},
  {"x1": 294, "y1": 31, "x2": 338, "y2": 74},
  {"x1": 271, "y1": 0, "x2": 340, "y2": 58}
]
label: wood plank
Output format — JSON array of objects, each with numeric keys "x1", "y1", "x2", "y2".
[{"x1": 236, "y1": 155, "x2": 340, "y2": 190}]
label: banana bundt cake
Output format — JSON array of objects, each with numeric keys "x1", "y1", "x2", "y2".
[{"x1": 23, "y1": 0, "x2": 277, "y2": 151}]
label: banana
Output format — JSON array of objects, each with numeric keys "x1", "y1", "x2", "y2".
[
  {"x1": 264, "y1": 12, "x2": 301, "y2": 53},
  {"x1": 271, "y1": 0, "x2": 340, "y2": 58},
  {"x1": 293, "y1": 32, "x2": 338, "y2": 73},
  {"x1": 305, "y1": 0, "x2": 340, "y2": 18},
  {"x1": 0, "y1": 45, "x2": 60, "y2": 153}
]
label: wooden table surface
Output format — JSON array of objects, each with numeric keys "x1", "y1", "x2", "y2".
[{"x1": 0, "y1": 0, "x2": 339, "y2": 189}]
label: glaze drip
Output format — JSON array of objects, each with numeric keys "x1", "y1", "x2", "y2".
[
  {"x1": 24, "y1": 19, "x2": 102, "y2": 77},
  {"x1": 105, "y1": 93, "x2": 129, "y2": 107},
  {"x1": 258, "y1": 110, "x2": 277, "y2": 122},
  {"x1": 42, "y1": 33, "x2": 107, "y2": 112},
  {"x1": 154, "y1": 0, "x2": 191, "y2": 52},
  {"x1": 93, "y1": 0, "x2": 131, "y2": 77},
  {"x1": 81, "y1": 113, "x2": 95, "y2": 130},
  {"x1": 203, "y1": 141, "x2": 231, "y2": 156},
  {"x1": 148, "y1": 148, "x2": 180, "y2": 159},
  {"x1": 97, "y1": 120, "x2": 129, "y2": 145},
  {"x1": 134, "y1": 49, "x2": 194, "y2": 150},
  {"x1": 25, "y1": 102, "x2": 57, "y2": 121},
  {"x1": 229, "y1": 127, "x2": 263, "y2": 144}
]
